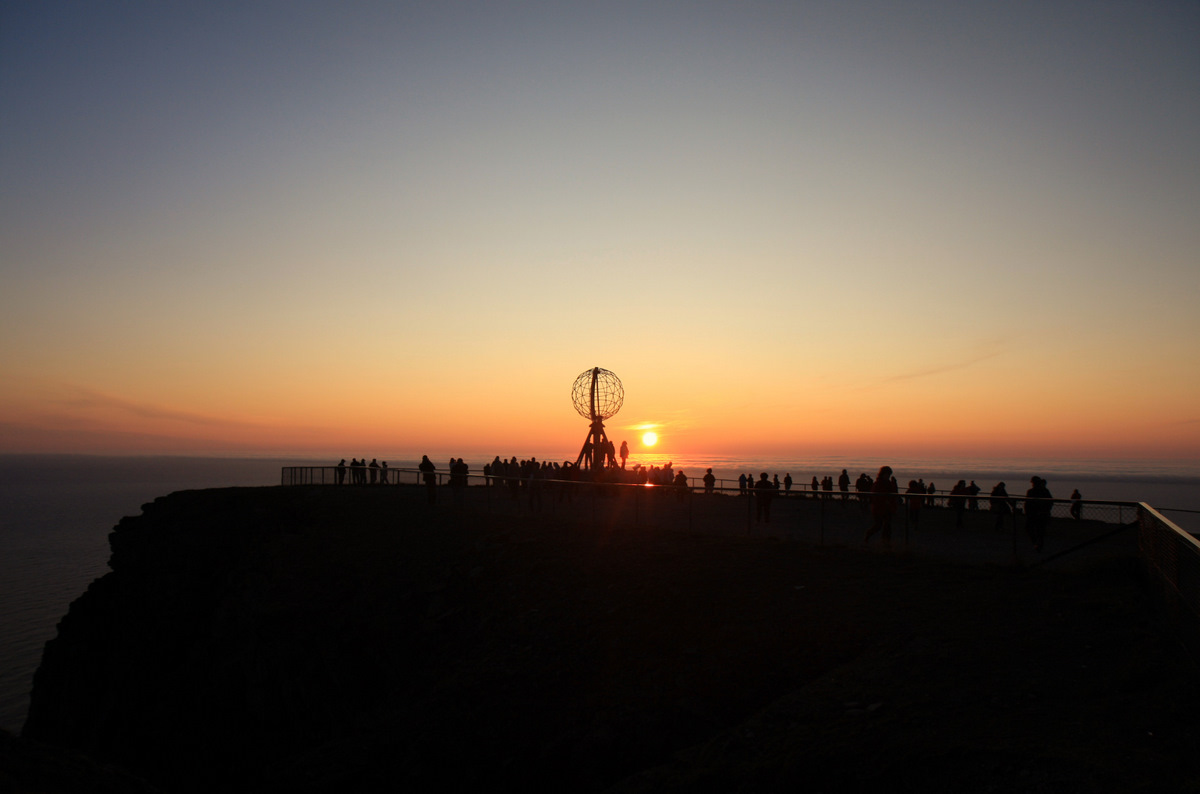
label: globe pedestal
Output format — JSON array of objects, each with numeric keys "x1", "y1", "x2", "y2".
[{"x1": 575, "y1": 417, "x2": 614, "y2": 473}]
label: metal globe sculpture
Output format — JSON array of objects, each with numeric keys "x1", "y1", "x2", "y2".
[
  {"x1": 571, "y1": 367, "x2": 624, "y2": 422},
  {"x1": 572, "y1": 367, "x2": 624, "y2": 474}
]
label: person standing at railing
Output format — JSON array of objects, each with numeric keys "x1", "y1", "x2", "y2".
[
  {"x1": 703, "y1": 468, "x2": 715, "y2": 495},
  {"x1": 380, "y1": 460, "x2": 388, "y2": 485},
  {"x1": 1025, "y1": 476, "x2": 1053, "y2": 552},
  {"x1": 674, "y1": 469, "x2": 690, "y2": 501},
  {"x1": 1070, "y1": 489, "x2": 1083, "y2": 521},
  {"x1": 419, "y1": 455, "x2": 437, "y2": 504},
  {"x1": 865, "y1": 465, "x2": 898, "y2": 544},
  {"x1": 619, "y1": 440, "x2": 629, "y2": 469},
  {"x1": 990, "y1": 482, "x2": 1012, "y2": 531},
  {"x1": 855, "y1": 472, "x2": 871, "y2": 508},
  {"x1": 369, "y1": 458, "x2": 379, "y2": 485},
  {"x1": 754, "y1": 473, "x2": 775, "y2": 523},
  {"x1": 966, "y1": 480, "x2": 981, "y2": 510},
  {"x1": 450, "y1": 458, "x2": 469, "y2": 506},
  {"x1": 905, "y1": 480, "x2": 924, "y2": 529},
  {"x1": 950, "y1": 480, "x2": 968, "y2": 528},
  {"x1": 336, "y1": 459, "x2": 346, "y2": 485}
]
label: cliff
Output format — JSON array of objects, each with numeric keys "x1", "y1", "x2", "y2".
[{"x1": 17, "y1": 486, "x2": 1200, "y2": 792}]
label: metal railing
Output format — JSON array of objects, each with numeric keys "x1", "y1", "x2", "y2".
[
  {"x1": 280, "y1": 467, "x2": 1141, "y2": 553},
  {"x1": 1138, "y1": 505, "x2": 1200, "y2": 656}
]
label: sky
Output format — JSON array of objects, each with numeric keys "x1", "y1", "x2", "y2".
[{"x1": 2, "y1": 1, "x2": 1198, "y2": 463}]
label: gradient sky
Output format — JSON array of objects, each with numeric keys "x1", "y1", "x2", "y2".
[{"x1": 2, "y1": 2, "x2": 1198, "y2": 461}]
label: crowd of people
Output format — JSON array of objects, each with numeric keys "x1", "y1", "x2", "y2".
[
  {"x1": 333, "y1": 458, "x2": 390, "y2": 485},
  {"x1": 327, "y1": 456, "x2": 1082, "y2": 552}
]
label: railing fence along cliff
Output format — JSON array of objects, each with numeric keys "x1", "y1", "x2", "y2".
[
  {"x1": 1138, "y1": 506, "x2": 1200, "y2": 657},
  {"x1": 280, "y1": 466, "x2": 1145, "y2": 542}
]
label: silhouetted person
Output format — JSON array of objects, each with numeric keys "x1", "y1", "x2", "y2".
[
  {"x1": 990, "y1": 482, "x2": 1012, "y2": 531},
  {"x1": 673, "y1": 469, "x2": 689, "y2": 501},
  {"x1": 703, "y1": 468, "x2": 716, "y2": 495},
  {"x1": 368, "y1": 458, "x2": 379, "y2": 485},
  {"x1": 926, "y1": 481, "x2": 936, "y2": 508},
  {"x1": 619, "y1": 440, "x2": 629, "y2": 468},
  {"x1": 419, "y1": 455, "x2": 437, "y2": 504},
  {"x1": 1025, "y1": 476, "x2": 1053, "y2": 552},
  {"x1": 738, "y1": 473, "x2": 748, "y2": 496},
  {"x1": 966, "y1": 480, "x2": 981, "y2": 510},
  {"x1": 336, "y1": 459, "x2": 346, "y2": 485},
  {"x1": 950, "y1": 480, "x2": 968, "y2": 528},
  {"x1": 811, "y1": 476, "x2": 819, "y2": 497},
  {"x1": 451, "y1": 458, "x2": 468, "y2": 506},
  {"x1": 865, "y1": 465, "x2": 898, "y2": 544},
  {"x1": 783, "y1": 473, "x2": 792, "y2": 493},
  {"x1": 1070, "y1": 488, "x2": 1082, "y2": 521},
  {"x1": 905, "y1": 480, "x2": 924, "y2": 528},
  {"x1": 380, "y1": 460, "x2": 388, "y2": 485},
  {"x1": 838, "y1": 469, "x2": 850, "y2": 502},
  {"x1": 754, "y1": 473, "x2": 774, "y2": 523}
]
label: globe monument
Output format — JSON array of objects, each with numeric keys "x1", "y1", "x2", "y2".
[{"x1": 571, "y1": 366, "x2": 623, "y2": 474}]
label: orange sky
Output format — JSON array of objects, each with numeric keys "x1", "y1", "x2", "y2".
[{"x1": 2, "y1": 5, "x2": 1198, "y2": 465}]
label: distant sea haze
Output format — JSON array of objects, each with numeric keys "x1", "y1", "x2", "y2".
[{"x1": 1, "y1": 453, "x2": 1197, "y2": 734}]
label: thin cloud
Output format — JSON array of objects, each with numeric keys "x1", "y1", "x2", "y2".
[
  {"x1": 883, "y1": 351, "x2": 1002, "y2": 383},
  {"x1": 56, "y1": 387, "x2": 244, "y2": 428},
  {"x1": 621, "y1": 410, "x2": 695, "y2": 433}
]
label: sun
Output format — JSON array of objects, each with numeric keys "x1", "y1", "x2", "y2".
[{"x1": 642, "y1": 431, "x2": 658, "y2": 446}]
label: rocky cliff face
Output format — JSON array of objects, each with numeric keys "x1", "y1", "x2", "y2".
[{"x1": 23, "y1": 486, "x2": 495, "y2": 791}]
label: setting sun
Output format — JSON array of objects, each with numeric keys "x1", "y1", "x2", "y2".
[{"x1": 642, "y1": 432, "x2": 658, "y2": 447}]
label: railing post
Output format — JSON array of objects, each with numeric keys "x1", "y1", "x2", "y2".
[
  {"x1": 1012, "y1": 507, "x2": 1018, "y2": 565},
  {"x1": 688, "y1": 485, "x2": 693, "y2": 532}
]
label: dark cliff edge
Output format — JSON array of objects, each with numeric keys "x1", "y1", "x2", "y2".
[{"x1": 12, "y1": 486, "x2": 1200, "y2": 792}]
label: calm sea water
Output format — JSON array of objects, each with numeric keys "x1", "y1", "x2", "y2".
[{"x1": 2, "y1": 452, "x2": 1197, "y2": 733}]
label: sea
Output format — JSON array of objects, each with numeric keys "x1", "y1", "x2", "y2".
[{"x1": 2, "y1": 452, "x2": 1197, "y2": 734}]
